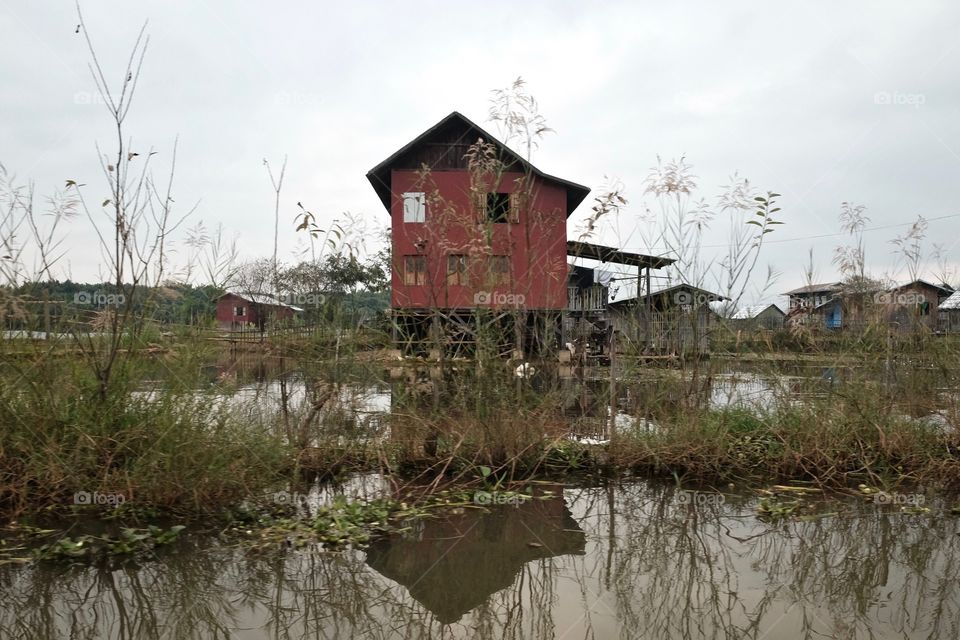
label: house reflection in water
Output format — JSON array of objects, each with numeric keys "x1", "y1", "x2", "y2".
[{"x1": 364, "y1": 486, "x2": 586, "y2": 624}]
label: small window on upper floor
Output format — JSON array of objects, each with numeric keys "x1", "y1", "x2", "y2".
[
  {"x1": 473, "y1": 192, "x2": 520, "y2": 223},
  {"x1": 234, "y1": 306, "x2": 246, "y2": 317},
  {"x1": 486, "y1": 193, "x2": 511, "y2": 223},
  {"x1": 402, "y1": 192, "x2": 426, "y2": 223}
]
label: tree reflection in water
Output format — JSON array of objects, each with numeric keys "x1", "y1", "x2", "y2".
[{"x1": 1, "y1": 482, "x2": 958, "y2": 639}]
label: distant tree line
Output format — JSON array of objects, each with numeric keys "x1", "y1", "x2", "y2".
[{"x1": 2, "y1": 251, "x2": 390, "y2": 330}]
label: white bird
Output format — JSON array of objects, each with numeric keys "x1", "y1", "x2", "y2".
[{"x1": 515, "y1": 362, "x2": 536, "y2": 378}]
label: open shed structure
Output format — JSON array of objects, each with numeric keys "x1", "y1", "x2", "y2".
[
  {"x1": 565, "y1": 240, "x2": 676, "y2": 352},
  {"x1": 608, "y1": 282, "x2": 726, "y2": 354}
]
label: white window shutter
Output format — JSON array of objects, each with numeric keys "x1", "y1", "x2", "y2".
[{"x1": 402, "y1": 192, "x2": 425, "y2": 223}]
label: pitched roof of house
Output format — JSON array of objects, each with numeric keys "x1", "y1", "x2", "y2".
[
  {"x1": 783, "y1": 282, "x2": 844, "y2": 296},
  {"x1": 940, "y1": 291, "x2": 960, "y2": 310},
  {"x1": 366, "y1": 111, "x2": 591, "y2": 217},
  {"x1": 608, "y1": 283, "x2": 727, "y2": 306},
  {"x1": 889, "y1": 279, "x2": 954, "y2": 294},
  {"x1": 730, "y1": 303, "x2": 784, "y2": 320},
  {"x1": 215, "y1": 291, "x2": 304, "y2": 312}
]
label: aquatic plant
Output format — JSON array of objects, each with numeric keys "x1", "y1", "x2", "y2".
[{"x1": 32, "y1": 525, "x2": 185, "y2": 562}]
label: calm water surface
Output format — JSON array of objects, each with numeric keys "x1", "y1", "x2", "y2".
[
  {"x1": 2, "y1": 481, "x2": 958, "y2": 639},
  {"x1": 8, "y1": 356, "x2": 955, "y2": 638}
]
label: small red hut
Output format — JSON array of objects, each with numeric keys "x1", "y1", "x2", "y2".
[{"x1": 214, "y1": 292, "x2": 302, "y2": 331}]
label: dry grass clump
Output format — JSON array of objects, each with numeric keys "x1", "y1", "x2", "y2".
[{"x1": 612, "y1": 396, "x2": 959, "y2": 487}]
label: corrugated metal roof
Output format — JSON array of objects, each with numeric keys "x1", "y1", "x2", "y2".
[
  {"x1": 566, "y1": 240, "x2": 676, "y2": 269},
  {"x1": 783, "y1": 282, "x2": 843, "y2": 296},
  {"x1": 940, "y1": 291, "x2": 960, "y2": 310},
  {"x1": 608, "y1": 283, "x2": 727, "y2": 306},
  {"x1": 218, "y1": 291, "x2": 304, "y2": 312}
]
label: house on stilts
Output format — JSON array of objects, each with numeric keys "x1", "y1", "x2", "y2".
[{"x1": 367, "y1": 111, "x2": 675, "y2": 357}]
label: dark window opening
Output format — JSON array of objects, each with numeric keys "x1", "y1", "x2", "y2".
[{"x1": 486, "y1": 193, "x2": 511, "y2": 223}]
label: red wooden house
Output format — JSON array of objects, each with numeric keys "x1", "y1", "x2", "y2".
[
  {"x1": 214, "y1": 292, "x2": 301, "y2": 331},
  {"x1": 367, "y1": 111, "x2": 590, "y2": 355}
]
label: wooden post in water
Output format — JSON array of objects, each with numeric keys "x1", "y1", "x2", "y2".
[
  {"x1": 644, "y1": 266, "x2": 652, "y2": 353},
  {"x1": 633, "y1": 267, "x2": 641, "y2": 346},
  {"x1": 42, "y1": 290, "x2": 50, "y2": 335},
  {"x1": 608, "y1": 325, "x2": 616, "y2": 443}
]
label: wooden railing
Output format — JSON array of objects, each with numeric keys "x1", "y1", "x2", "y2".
[
  {"x1": 203, "y1": 323, "x2": 338, "y2": 343},
  {"x1": 568, "y1": 285, "x2": 608, "y2": 312}
]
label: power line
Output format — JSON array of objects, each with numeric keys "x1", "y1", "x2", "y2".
[
  {"x1": 755, "y1": 212, "x2": 960, "y2": 246},
  {"x1": 618, "y1": 212, "x2": 960, "y2": 252}
]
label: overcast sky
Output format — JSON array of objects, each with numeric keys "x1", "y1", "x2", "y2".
[{"x1": 3, "y1": 1, "x2": 960, "y2": 306}]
